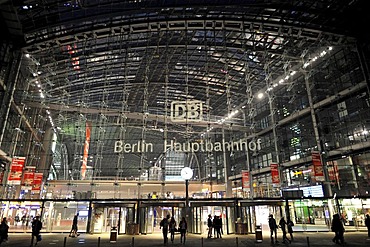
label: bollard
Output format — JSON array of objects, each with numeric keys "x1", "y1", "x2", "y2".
[
  {"x1": 306, "y1": 236, "x2": 310, "y2": 247},
  {"x1": 98, "y1": 236, "x2": 101, "y2": 247},
  {"x1": 63, "y1": 236, "x2": 67, "y2": 247},
  {"x1": 236, "y1": 237, "x2": 239, "y2": 247},
  {"x1": 131, "y1": 236, "x2": 135, "y2": 247},
  {"x1": 201, "y1": 237, "x2": 204, "y2": 247}
]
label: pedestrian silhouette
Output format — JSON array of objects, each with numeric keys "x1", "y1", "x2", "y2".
[
  {"x1": 0, "y1": 217, "x2": 9, "y2": 245},
  {"x1": 268, "y1": 214, "x2": 278, "y2": 244},
  {"x1": 279, "y1": 217, "x2": 291, "y2": 244},
  {"x1": 179, "y1": 217, "x2": 187, "y2": 244},
  {"x1": 331, "y1": 213, "x2": 345, "y2": 244},
  {"x1": 30, "y1": 216, "x2": 42, "y2": 247},
  {"x1": 365, "y1": 214, "x2": 370, "y2": 238},
  {"x1": 287, "y1": 217, "x2": 294, "y2": 241},
  {"x1": 169, "y1": 216, "x2": 177, "y2": 243},
  {"x1": 160, "y1": 214, "x2": 170, "y2": 245},
  {"x1": 69, "y1": 213, "x2": 80, "y2": 237}
]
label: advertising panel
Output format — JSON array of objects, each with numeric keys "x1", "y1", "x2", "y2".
[
  {"x1": 0, "y1": 170, "x2": 4, "y2": 185},
  {"x1": 8, "y1": 157, "x2": 26, "y2": 185},
  {"x1": 81, "y1": 121, "x2": 91, "y2": 180},
  {"x1": 241, "y1": 170, "x2": 250, "y2": 189},
  {"x1": 312, "y1": 151, "x2": 325, "y2": 181},
  {"x1": 270, "y1": 163, "x2": 280, "y2": 184},
  {"x1": 22, "y1": 171, "x2": 35, "y2": 190},
  {"x1": 32, "y1": 173, "x2": 43, "y2": 192}
]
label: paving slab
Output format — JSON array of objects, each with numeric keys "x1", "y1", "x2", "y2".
[{"x1": 2, "y1": 231, "x2": 370, "y2": 247}]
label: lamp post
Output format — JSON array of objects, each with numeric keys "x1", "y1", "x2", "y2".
[
  {"x1": 181, "y1": 167, "x2": 193, "y2": 226},
  {"x1": 185, "y1": 179, "x2": 189, "y2": 214}
]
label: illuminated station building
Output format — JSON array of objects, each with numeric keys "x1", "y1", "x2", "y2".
[{"x1": 0, "y1": 0, "x2": 369, "y2": 235}]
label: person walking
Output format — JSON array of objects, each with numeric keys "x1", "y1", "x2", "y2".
[
  {"x1": 179, "y1": 217, "x2": 187, "y2": 244},
  {"x1": 365, "y1": 214, "x2": 370, "y2": 238},
  {"x1": 160, "y1": 214, "x2": 170, "y2": 245},
  {"x1": 0, "y1": 217, "x2": 9, "y2": 245},
  {"x1": 279, "y1": 217, "x2": 291, "y2": 244},
  {"x1": 331, "y1": 213, "x2": 345, "y2": 244},
  {"x1": 207, "y1": 214, "x2": 213, "y2": 238},
  {"x1": 169, "y1": 216, "x2": 177, "y2": 243},
  {"x1": 69, "y1": 213, "x2": 80, "y2": 237},
  {"x1": 268, "y1": 214, "x2": 278, "y2": 244},
  {"x1": 30, "y1": 216, "x2": 42, "y2": 247},
  {"x1": 287, "y1": 217, "x2": 294, "y2": 241}
]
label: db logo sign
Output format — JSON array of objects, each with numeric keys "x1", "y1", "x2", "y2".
[{"x1": 171, "y1": 101, "x2": 203, "y2": 122}]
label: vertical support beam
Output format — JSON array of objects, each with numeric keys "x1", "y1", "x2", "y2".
[
  {"x1": 222, "y1": 128, "x2": 232, "y2": 197},
  {"x1": 86, "y1": 200, "x2": 93, "y2": 233},
  {"x1": 243, "y1": 111, "x2": 253, "y2": 199},
  {"x1": 0, "y1": 51, "x2": 22, "y2": 147},
  {"x1": 356, "y1": 42, "x2": 370, "y2": 99},
  {"x1": 303, "y1": 70, "x2": 332, "y2": 197}
]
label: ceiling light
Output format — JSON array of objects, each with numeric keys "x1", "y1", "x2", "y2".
[{"x1": 257, "y1": 93, "x2": 264, "y2": 99}]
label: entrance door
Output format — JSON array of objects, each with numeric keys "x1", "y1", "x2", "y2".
[
  {"x1": 190, "y1": 205, "x2": 235, "y2": 235},
  {"x1": 140, "y1": 206, "x2": 182, "y2": 234},
  {"x1": 192, "y1": 206, "x2": 202, "y2": 234},
  {"x1": 92, "y1": 206, "x2": 134, "y2": 234},
  {"x1": 140, "y1": 206, "x2": 154, "y2": 234},
  {"x1": 105, "y1": 207, "x2": 120, "y2": 232}
]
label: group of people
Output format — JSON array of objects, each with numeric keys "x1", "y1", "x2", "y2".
[
  {"x1": 0, "y1": 215, "x2": 42, "y2": 246},
  {"x1": 268, "y1": 214, "x2": 294, "y2": 244},
  {"x1": 268, "y1": 212, "x2": 370, "y2": 245},
  {"x1": 207, "y1": 214, "x2": 223, "y2": 239},
  {"x1": 159, "y1": 215, "x2": 187, "y2": 245}
]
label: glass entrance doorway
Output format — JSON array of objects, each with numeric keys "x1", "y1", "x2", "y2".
[
  {"x1": 139, "y1": 203, "x2": 184, "y2": 234},
  {"x1": 191, "y1": 205, "x2": 235, "y2": 235},
  {"x1": 91, "y1": 204, "x2": 135, "y2": 234}
]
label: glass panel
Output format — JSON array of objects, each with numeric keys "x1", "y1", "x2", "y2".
[
  {"x1": 226, "y1": 206, "x2": 235, "y2": 234},
  {"x1": 45, "y1": 201, "x2": 88, "y2": 232},
  {"x1": 2, "y1": 201, "x2": 41, "y2": 231},
  {"x1": 192, "y1": 206, "x2": 202, "y2": 234}
]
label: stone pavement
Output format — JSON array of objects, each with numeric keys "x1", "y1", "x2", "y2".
[{"x1": 2, "y1": 231, "x2": 370, "y2": 247}]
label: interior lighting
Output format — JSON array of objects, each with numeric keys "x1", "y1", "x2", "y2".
[
  {"x1": 257, "y1": 93, "x2": 264, "y2": 99},
  {"x1": 25, "y1": 53, "x2": 30, "y2": 58},
  {"x1": 362, "y1": 129, "x2": 368, "y2": 135},
  {"x1": 279, "y1": 79, "x2": 284, "y2": 84},
  {"x1": 320, "y1": 51, "x2": 327, "y2": 57},
  {"x1": 303, "y1": 62, "x2": 310, "y2": 68}
]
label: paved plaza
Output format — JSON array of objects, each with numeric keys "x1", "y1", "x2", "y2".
[{"x1": 2, "y1": 231, "x2": 370, "y2": 247}]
